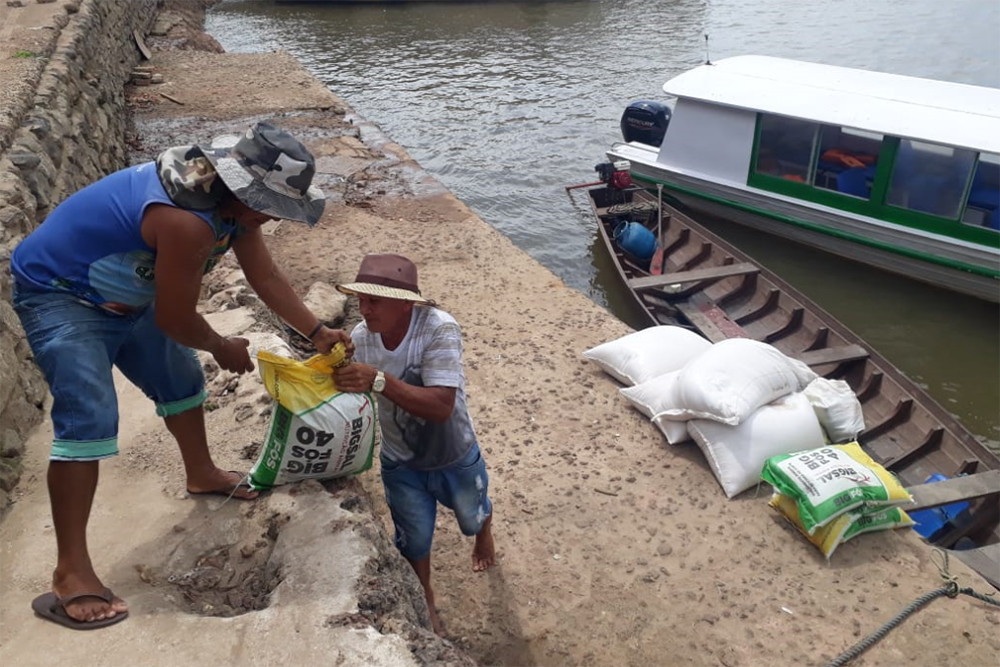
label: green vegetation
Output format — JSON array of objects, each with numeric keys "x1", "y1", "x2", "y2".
[{"x1": 13, "y1": 50, "x2": 37, "y2": 59}]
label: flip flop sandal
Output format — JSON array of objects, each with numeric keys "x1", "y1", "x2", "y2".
[
  {"x1": 31, "y1": 587, "x2": 128, "y2": 631},
  {"x1": 186, "y1": 471, "x2": 259, "y2": 500}
]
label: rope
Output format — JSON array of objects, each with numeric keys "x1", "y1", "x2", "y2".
[
  {"x1": 824, "y1": 548, "x2": 999, "y2": 667},
  {"x1": 605, "y1": 201, "x2": 658, "y2": 216}
]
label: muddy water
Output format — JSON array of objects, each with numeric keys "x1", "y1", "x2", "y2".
[{"x1": 206, "y1": 0, "x2": 1000, "y2": 449}]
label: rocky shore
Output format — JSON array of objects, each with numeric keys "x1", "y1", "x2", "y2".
[{"x1": 1, "y1": 2, "x2": 997, "y2": 666}]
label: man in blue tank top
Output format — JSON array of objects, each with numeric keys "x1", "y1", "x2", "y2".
[{"x1": 11, "y1": 122, "x2": 352, "y2": 630}]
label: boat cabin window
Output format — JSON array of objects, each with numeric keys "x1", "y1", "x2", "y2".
[
  {"x1": 964, "y1": 152, "x2": 1000, "y2": 232},
  {"x1": 754, "y1": 117, "x2": 884, "y2": 201},
  {"x1": 813, "y1": 127, "x2": 882, "y2": 200},
  {"x1": 754, "y1": 115, "x2": 817, "y2": 184},
  {"x1": 749, "y1": 114, "x2": 999, "y2": 244},
  {"x1": 887, "y1": 139, "x2": 976, "y2": 219}
]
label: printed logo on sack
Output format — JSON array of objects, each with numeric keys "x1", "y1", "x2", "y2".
[
  {"x1": 286, "y1": 422, "x2": 335, "y2": 475},
  {"x1": 820, "y1": 467, "x2": 870, "y2": 485},
  {"x1": 357, "y1": 395, "x2": 374, "y2": 432},
  {"x1": 340, "y1": 416, "x2": 366, "y2": 472},
  {"x1": 265, "y1": 407, "x2": 293, "y2": 470}
]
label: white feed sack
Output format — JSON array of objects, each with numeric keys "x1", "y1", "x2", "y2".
[
  {"x1": 619, "y1": 371, "x2": 691, "y2": 444},
  {"x1": 583, "y1": 325, "x2": 712, "y2": 385},
  {"x1": 659, "y1": 339, "x2": 817, "y2": 426},
  {"x1": 688, "y1": 392, "x2": 826, "y2": 498},
  {"x1": 803, "y1": 377, "x2": 865, "y2": 443},
  {"x1": 619, "y1": 370, "x2": 683, "y2": 419}
]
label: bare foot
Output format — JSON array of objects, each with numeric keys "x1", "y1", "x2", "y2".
[
  {"x1": 52, "y1": 571, "x2": 128, "y2": 623},
  {"x1": 472, "y1": 514, "x2": 496, "y2": 572},
  {"x1": 429, "y1": 606, "x2": 446, "y2": 636},
  {"x1": 186, "y1": 469, "x2": 259, "y2": 500},
  {"x1": 421, "y1": 580, "x2": 446, "y2": 635}
]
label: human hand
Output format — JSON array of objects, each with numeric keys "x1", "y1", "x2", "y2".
[
  {"x1": 311, "y1": 326, "x2": 355, "y2": 357},
  {"x1": 212, "y1": 336, "x2": 254, "y2": 374},
  {"x1": 333, "y1": 361, "x2": 377, "y2": 394}
]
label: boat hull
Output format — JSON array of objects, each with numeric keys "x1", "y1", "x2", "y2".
[
  {"x1": 582, "y1": 181, "x2": 1000, "y2": 555},
  {"x1": 609, "y1": 145, "x2": 1000, "y2": 303}
]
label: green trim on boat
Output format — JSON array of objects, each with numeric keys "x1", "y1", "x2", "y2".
[
  {"x1": 867, "y1": 136, "x2": 897, "y2": 206},
  {"x1": 630, "y1": 173, "x2": 1000, "y2": 280},
  {"x1": 746, "y1": 172, "x2": 999, "y2": 248}
]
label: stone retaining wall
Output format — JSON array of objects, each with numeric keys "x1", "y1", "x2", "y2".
[{"x1": 0, "y1": 0, "x2": 162, "y2": 511}]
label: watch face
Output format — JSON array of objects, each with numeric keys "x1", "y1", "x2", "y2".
[{"x1": 373, "y1": 372, "x2": 385, "y2": 392}]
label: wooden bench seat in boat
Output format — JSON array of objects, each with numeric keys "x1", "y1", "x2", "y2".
[
  {"x1": 628, "y1": 263, "x2": 759, "y2": 290},
  {"x1": 906, "y1": 471, "x2": 1000, "y2": 552},
  {"x1": 906, "y1": 470, "x2": 1000, "y2": 512}
]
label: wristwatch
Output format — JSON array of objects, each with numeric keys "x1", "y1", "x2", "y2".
[{"x1": 372, "y1": 370, "x2": 386, "y2": 394}]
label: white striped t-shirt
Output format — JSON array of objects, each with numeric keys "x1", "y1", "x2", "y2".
[{"x1": 350, "y1": 306, "x2": 477, "y2": 470}]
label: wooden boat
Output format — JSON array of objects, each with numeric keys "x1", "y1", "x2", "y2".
[
  {"x1": 578, "y1": 174, "x2": 1000, "y2": 579},
  {"x1": 607, "y1": 56, "x2": 1000, "y2": 302}
]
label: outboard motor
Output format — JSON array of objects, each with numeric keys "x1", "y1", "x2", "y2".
[{"x1": 620, "y1": 100, "x2": 671, "y2": 147}]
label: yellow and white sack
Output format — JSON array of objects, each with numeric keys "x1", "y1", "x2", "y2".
[
  {"x1": 760, "y1": 442, "x2": 912, "y2": 534},
  {"x1": 770, "y1": 492, "x2": 915, "y2": 559},
  {"x1": 249, "y1": 345, "x2": 379, "y2": 490}
]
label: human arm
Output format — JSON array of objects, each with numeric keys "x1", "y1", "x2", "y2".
[
  {"x1": 231, "y1": 225, "x2": 353, "y2": 355},
  {"x1": 334, "y1": 362, "x2": 457, "y2": 424},
  {"x1": 142, "y1": 205, "x2": 253, "y2": 373}
]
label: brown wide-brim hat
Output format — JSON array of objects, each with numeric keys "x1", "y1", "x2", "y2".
[{"x1": 336, "y1": 253, "x2": 436, "y2": 305}]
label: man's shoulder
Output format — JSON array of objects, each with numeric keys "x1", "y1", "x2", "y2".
[
  {"x1": 142, "y1": 204, "x2": 217, "y2": 244},
  {"x1": 416, "y1": 306, "x2": 460, "y2": 331}
]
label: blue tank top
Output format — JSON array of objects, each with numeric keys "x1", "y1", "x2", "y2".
[{"x1": 11, "y1": 162, "x2": 239, "y2": 314}]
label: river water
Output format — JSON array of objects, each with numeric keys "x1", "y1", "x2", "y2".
[{"x1": 206, "y1": 0, "x2": 1000, "y2": 449}]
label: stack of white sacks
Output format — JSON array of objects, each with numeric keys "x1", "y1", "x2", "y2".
[{"x1": 583, "y1": 326, "x2": 866, "y2": 498}]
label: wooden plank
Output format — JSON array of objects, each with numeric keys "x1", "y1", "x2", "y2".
[
  {"x1": 628, "y1": 262, "x2": 759, "y2": 290},
  {"x1": 954, "y1": 544, "x2": 1000, "y2": 590},
  {"x1": 906, "y1": 470, "x2": 1000, "y2": 512},
  {"x1": 674, "y1": 302, "x2": 729, "y2": 343},
  {"x1": 674, "y1": 301, "x2": 751, "y2": 343},
  {"x1": 795, "y1": 344, "x2": 869, "y2": 367}
]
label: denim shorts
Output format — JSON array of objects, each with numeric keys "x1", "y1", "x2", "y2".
[
  {"x1": 12, "y1": 283, "x2": 207, "y2": 461},
  {"x1": 380, "y1": 442, "x2": 493, "y2": 561}
]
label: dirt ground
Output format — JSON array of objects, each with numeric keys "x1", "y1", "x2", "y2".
[{"x1": 1, "y1": 2, "x2": 999, "y2": 667}]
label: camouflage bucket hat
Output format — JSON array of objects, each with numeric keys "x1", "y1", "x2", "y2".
[{"x1": 200, "y1": 122, "x2": 326, "y2": 226}]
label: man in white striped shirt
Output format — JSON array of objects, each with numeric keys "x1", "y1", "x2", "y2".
[{"x1": 334, "y1": 254, "x2": 495, "y2": 635}]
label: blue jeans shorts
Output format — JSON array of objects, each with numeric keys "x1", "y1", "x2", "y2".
[
  {"x1": 13, "y1": 283, "x2": 207, "y2": 461},
  {"x1": 380, "y1": 442, "x2": 493, "y2": 561}
]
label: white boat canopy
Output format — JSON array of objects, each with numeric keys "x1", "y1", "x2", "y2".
[{"x1": 663, "y1": 56, "x2": 1000, "y2": 155}]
